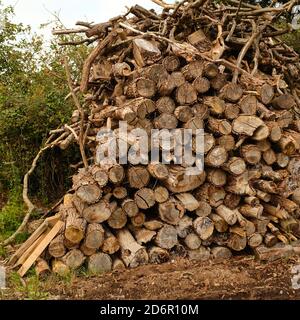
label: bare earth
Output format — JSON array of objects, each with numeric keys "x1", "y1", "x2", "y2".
[{"x1": 3, "y1": 254, "x2": 300, "y2": 300}]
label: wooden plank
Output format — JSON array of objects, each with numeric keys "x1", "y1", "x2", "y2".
[
  {"x1": 13, "y1": 229, "x2": 50, "y2": 268},
  {"x1": 17, "y1": 220, "x2": 64, "y2": 277},
  {"x1": 8, "y1": 214, "x2": 61, "y2": 266}
]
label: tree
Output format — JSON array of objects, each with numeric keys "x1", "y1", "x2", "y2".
[{"x1": 0, "y1": 2, "x2": 88, "y2": 202}]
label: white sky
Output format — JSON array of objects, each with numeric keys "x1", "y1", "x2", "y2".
[{"x1": 2, "y1": 0, "x2": 173, "y2": 39}]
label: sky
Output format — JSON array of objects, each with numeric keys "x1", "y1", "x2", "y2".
[{"x1": 1, "y1": 0, "x2": 172, "y2": 40}]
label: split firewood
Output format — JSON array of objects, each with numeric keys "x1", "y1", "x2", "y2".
[
  {"x1": 112, "y1": 258, "x2": 126, "y2": 270},
  {"x1": 193, "y1": 217, "x2": 214, "y2": 240},
  {"x1": 107, "y1": 207, "x2": 127, "y2": 229},
  {"x1": 102, "y1": 229, "x2": 120, "y2": 255},
  {"x1": 83, "y1": 223, "x2": 105, "y2": 250},
  {"x1": 88, "y1": 253, "x2": 112, "y2": 274},
  {"x1": 83, "y1": 199, "x2": 111, "y2": 223},
  {"x1": 154, "y1": 186, "x2": 169, "y2": 203},
  {"x1": 14, "y1": 0, "x2": 300, "y2": 277},
  {"x1": 131, "y1": 212, "x2": 146, "y2": 227},
  {"x1": 184, "y1": 233, "x2": 202, "y2": 250},
  {"x1": 62, "y1": 249, "x2": 86, "y2": 269},
  {"x1": 117, "y1": 228, "x2": 149, "y2": 267},
  {"x1": 131, "y1": 227, "x2": 156, "y2": 245},
  {"x1": 35, "y1": 258, "x2": 51, "y2": 279},
  {"x1": 48, "y1": 234, "x2": 66, "y2": 258},
  {"x1": 52, "y1": 259, "x2": 70, "y2": 276},
  {"x1": 159, "y1": 198, "x2": 185, "y2": 225},
  {"x1": 215, "y1": 205, "x2": 237, "y2": 225},
  {"x1": 195, "y1": 201, "x2": 212, "y2": 217},
  {"x1": 211, "y1": 246, "x2": 232, "y2": 261},
  {"x1": 148, "y1": 246, "x2": 170, "y2": 264},
  {"x1": 176, "y1": 216, "x2": 193, "y2": 238},
  {"x1": 134, "y1": 188, "x2": 156, "y2": 209},
  {"x1": 155, "y1": 225, "x2": 178, "y2": 249},
  {"x1": 65, "y1": 209, "x2": 87, "y2": 244},
  {"x1": 128, "y1": 166, "x2": 150, "y2": 189}
]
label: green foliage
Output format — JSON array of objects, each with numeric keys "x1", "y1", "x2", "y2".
[
  {"x1": 8, "y1": 271, "x2": 50, "y2": 300},
  {"x1": 0, "y1": 2, "x2": 88, "y2": 207},
  {"x1": 0, "y1": 187, "x2": 24, "y2": 242}
]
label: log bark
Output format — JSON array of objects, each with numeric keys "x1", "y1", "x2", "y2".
[
  {"x1": 159, "y1": 198, "x2": 185, "y2": 225},
  {"x1": 176, "y1": 82, "x2": 198, "y2": 105},
  {"x1": 134, "y1": 188, "x2": 156, "y2": 209},
  {"x1": 156, "y1": 97, "x2": 176, "y2": 114},
  {"x1": 83, "y1": 199, "x2": 111, "y2": 223},
  {"x1": 184, "y1": 232, "x2": 202, "y2": 250},
  {"x1": 62, "y1": 249, "x2": 85, "y2": 269},
  {"x1": 35, "y1": 258, "x2": 50, "y2": 279},
  {"x1": 175, "y1": 193, "x2": 199, "y2": 211},
  {"x1": 76, "y1": 184, "x2": 102, "y2": 204},
  {"x1": 65, "y1": 209, "x2": 87, "y2": 244},
  {"x1": 144, "y1": 220, "x2": 164, "y2": 231},
  {"x1": 215, "y1": 205, "x2": 237, "y2": 225},
  {"x1": 52, "y1": 259, "x2": 70, "y2": 276},
  {"x1": 241, "y1": 145, "x2": 261, "y2": 165},
  {"x1": 147, "y1": 163, "x2": 169, "y2": 180},
  {"x1": 148, "y1": 246, "x2": 170, "y2": 264},
  {"x1": 84, "y1": 223, "x2": 105, "y2": 249},
  {"x1": 155, "y1": 225, "x2": 178, "y2": 249},
  {"x1": 122, "y1": 199, "x2": 139, "y2": 217},
  {"x1": 195, "y1": 201, "x2": 212, "y2": 217},
  {"x1": 154, "y1": 186, "x2": 169, "y2": 203},
  {"x1": 116, "y1": 228, "x2": 149, "y2": 267},
  {"x1": 48, "y1": 234, "x2": 66, "y2": 258},
  {"x1": 88, "y1": 253, "x2": 112, "y2": 274},
  {"x1": 232, "y1": 115, "x2": 269, "y2": 140},
  {"x1": 102, "y1": 230, "x2": 120, "y2": 254},
  {"x1": 222, "y1": 157, "x2": 246, "y2": 176},
  {"x1": 205, "y1": 146, "x2": 228, "y2": 167},
  {"x1": 211, "y1": 246, "x2": 232, "y2": 261},
  {"x1": 107, "y1": 207, "x2": 127, "y2": 229},
  {"x1": 193, "y1": 216, "x2": 214, "y2": 240},
  {"x1": 128, "y1": 166, "x2": 150, "y2": 189}
]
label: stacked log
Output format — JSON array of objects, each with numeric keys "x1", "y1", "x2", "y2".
[{"x1": 40, "y1": 0, "x2": 300, "y2": 274}]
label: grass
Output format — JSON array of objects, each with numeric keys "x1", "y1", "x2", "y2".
[{"x1": 0, "y1": 187, "x2": 25, "y2": 243}]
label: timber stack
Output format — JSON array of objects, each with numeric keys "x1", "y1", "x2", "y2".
[{"x1": 10, "y1": 0, "x2": 300, "y2": 276}]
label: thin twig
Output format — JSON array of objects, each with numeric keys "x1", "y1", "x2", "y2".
[
  {"x1": 64, "y1": 57, "x2": 88, "y2": 168},
  {"x1": 80, "y1": 31, "x2": 118, "y2": 93},
  {"x1": 65, "y1": 125, "x2": 79, "y2": 141},
  {"x1": 232, "y1": 20, "x2": 259, "y2": 83}
]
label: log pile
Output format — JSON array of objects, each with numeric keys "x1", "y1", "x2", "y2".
[{"x1": 10, "y1": 0, "x2": 300, "y2": 276}]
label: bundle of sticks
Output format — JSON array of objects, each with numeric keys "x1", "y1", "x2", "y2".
[{"x1": 11, "y1": 0, "x2": 300, "y2": 276}]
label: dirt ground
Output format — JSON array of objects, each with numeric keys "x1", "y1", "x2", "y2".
[{"x1": 2, "y1": 254, "x2": 300, "y2": 300}]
